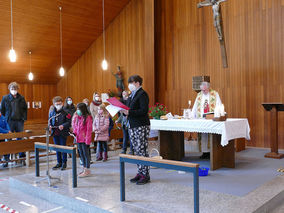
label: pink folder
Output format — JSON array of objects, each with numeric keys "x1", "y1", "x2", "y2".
[{"x1": 107, "y1": 97, "x2": 130, "y2": 110}]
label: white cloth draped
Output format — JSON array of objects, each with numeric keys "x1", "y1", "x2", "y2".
[{"x1": 150, "y1": 118, "x2": 250, "y2": 147}]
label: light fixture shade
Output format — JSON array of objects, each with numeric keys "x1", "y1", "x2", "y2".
[
  {"x1": 28, "y1": 72, "x2": 34, "y2": 81},
  {"x1": 9, "y1": 49, "x2": 16, "y2": 62},
  {"x1": 59, "y1": 67, "x2": 65, "y2": 76},
  {"x1": 102, "y1": 59, "x2": 108, "y2": 70}
]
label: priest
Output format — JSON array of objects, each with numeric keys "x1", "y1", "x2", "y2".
[{"x1": 191, "y1": 81, "x2": 222, "y2": 159}]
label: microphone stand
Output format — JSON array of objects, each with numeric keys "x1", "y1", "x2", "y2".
[{"x1": 36, "y1": 113, "x2": 61, "y2": 187}]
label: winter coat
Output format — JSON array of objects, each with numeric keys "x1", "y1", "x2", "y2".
[
  {"x1": 49, "y1": 108, "x2": 71, "y2": 137},
  {"x1": 0, "y1": 115, "x2": 10, "y2": 133},
  {"x1": 72, "y1": 114, "x2": 92, "y2": 145},
  {"x1": 90, "y1": 101, "x2": 101, "y2": 118},
  {"x1": 0, "y1": 93, "x2": 27, "y2": 122},
  {"x1": 93, "y1": 114, "x2": 110, "y2": 141}
]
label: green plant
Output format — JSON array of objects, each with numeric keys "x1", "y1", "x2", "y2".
[{"x1": 149, "y1": 103, "x2": 168, "y2": 118}]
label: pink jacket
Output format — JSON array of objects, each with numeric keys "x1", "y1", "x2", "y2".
[
  {"x1": 93, "y1": 114, "x2": 109, "y2": 142},
  {"x1": 72, "y1": 115, "x2": 93, "y2": 145}
]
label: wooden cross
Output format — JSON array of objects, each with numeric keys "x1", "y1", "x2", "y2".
[{"x1": 197, "y1": 0, "x2": 228, "y2": 68}]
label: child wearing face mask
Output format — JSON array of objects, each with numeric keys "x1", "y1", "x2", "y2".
[
  {"x1": 93, "y1": 104, "x2": 110, "y2": 162},
  {"x1": 49, "y1": 96, "x2": 71, "y2": 170},
  {"x1": 72, "y1": 103, "x2": 93, "y2": 177}
]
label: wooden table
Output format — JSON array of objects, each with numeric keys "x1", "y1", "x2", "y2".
[{"x1": 151, "y1": 118, "x2": 250, "y2": 170}]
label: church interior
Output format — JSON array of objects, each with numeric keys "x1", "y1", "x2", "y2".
[{"x1": 0, "y1": 0, "x2": 284, "y2": 212}]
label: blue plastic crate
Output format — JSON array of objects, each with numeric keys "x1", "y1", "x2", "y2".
[{"x1": 199, "y1": 167, "x2": 209, "y2": 176}]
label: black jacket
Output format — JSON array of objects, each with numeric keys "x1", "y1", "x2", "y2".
[
  {"x1": 0, "y1": 93, "x2": 27, "y2": 122},
  {"x1": 127, "y1": 88, "x2": 150, "y2": 128},
  {"x1": 49, "y1": 108, "x2": 71, "y2": 137},
  {"x1": 63, "y1": 104, "x2": 76, "y2": 116}
]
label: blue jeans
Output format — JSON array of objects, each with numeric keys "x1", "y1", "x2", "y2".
[
  {"x1": 8, "y1": 120, "x2": 25, "y2": 158},
  {"x1": 77, "y1": 143, "x2": 90, "y2": 168},
  {"x1": 53, "y1": 136, "x2": 67, "y2": 164},
  {"x1": 122, "y1": 126, "x2": 133, "y2": 152},
  {"x1": 97, "y1": 141, "x2": 108, "y2": 153}
]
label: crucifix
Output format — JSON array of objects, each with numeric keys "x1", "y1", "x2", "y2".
[{"x1": 197, "y1": 0, "x2": 228, "y2": 68}]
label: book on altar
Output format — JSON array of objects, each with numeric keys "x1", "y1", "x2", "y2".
[{"x1": 106, "y1": 97, "x2": 129, "y2": 117}]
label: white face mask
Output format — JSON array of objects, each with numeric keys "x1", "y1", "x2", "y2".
[
  {"x1": 94, "y1": 97, "x2": 100, "y2": 101},
  {"x1": 10, "y1": 89, "x2": 17, "y2": 96},
  {"x1": 128, "y1": 83, "x2": 136, "y2": 92},
  {"x1": 67, "y1": 100, "x2": 72, "y2": 105},
  {"x1": 55, "y1": 105, "x2": 63, "y2": 111}
]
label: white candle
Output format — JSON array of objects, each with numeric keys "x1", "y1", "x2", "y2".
[
  {"x1": 214, "y1": 106, "x2": 221, "y2": 118},
  {"x1": 220, "y1": 104, "x2": 225, "y2": 116}
]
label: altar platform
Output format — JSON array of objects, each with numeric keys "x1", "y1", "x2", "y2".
[{"x1": 1, "y1": 147, "x2": 284, "y2": 213}]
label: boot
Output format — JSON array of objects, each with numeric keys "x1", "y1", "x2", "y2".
[
  {"x1": 96, "y1": 152, "x2": 103, "y2": 161},
  {"x1": 103, "y1": 152, "x2": 108, "y2": 162}
]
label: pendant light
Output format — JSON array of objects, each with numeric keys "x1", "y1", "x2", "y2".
[
  {"x1": 59, "y1": 7, "x2": 65, "y2": 77},
  {"x1": 28, "y1": 51, "x2": 34, "y2": 81},
  {"x1": 9, "y1": 0, "x2": 16, "y2": 62},
  {"x1": 101, "y1": 0, "x2": 108, "y2": 70}
]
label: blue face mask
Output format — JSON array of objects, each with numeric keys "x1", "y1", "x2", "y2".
[
  {"x1": 77, "y1": 110, "x2": 82, "y2": 116},
  {"x1": 67, "y1": 100, "x2": 72, "y2": 105}
]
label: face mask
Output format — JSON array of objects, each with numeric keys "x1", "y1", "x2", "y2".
[
  {"x1": 98, "y1": 109, "x2": 103, "y2": 114},
  {"x1": 55, "y1": 105, "x2": 62, "y2": 111},
  {"x1": 84, "y1": 103, "x2": 88, "y2": 106},
  {"x1": 94, "y1": 97, "x2": 100, "y2": 101},
  {"x1": 67, "y1": 100, "x2": 72, "y2": 105},
  {"x1": 10, "y1": 89, "x2": 17, "y2": 96},
  {"x1": 77, "y1": 110, "x2": 82, "y2": 116},
  {"x1": 128, "y1": 83, "x2": 136, "y2": 92}
]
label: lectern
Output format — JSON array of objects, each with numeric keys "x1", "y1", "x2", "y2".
[{"x1": 262, "y1": 103, "x2": 284, "y2": 159}]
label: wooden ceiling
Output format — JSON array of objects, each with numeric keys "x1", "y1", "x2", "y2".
[{"x1": 0, "y1": 0, "x2": 130, "y2": 84}]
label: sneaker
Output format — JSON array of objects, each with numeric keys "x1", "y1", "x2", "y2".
[
  {"x1": 3, "y1": 162, "x2": 8, "y2": 168},
  {"x1": 200, "y1": 152, "x2": 210, "y2": 159},
  {"x1": 121, "y1": 150, "x2": 126, "y2": 154},
  {"x1": 79, "y1": 168, "x2": 85, "y2": 175},
  {"x1": 128, "y1": 151, "x2": 134, "y2": 155},
  {"x1": 61, "y1": 163, "x2": 67, "y2": 170},
  {"x1": 79, "y1": 169, "x2": 91, "y2": 178},
  {"x1": 130, "y1": 174, "x2": 141, "y2": 183},
  {"x1": 52, "y1": 164, "x2": 62, "y2": 170},
  {"x1": 136, "y1": 175, "x2": 150, "y2": 185}
]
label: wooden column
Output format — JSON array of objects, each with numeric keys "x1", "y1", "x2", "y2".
[
  {"x1": 264, "y1": 106, "x2": 284, "y2": 159},
  {"x1": 159, "y1": 131, "x2": 184, "y2": 160}
]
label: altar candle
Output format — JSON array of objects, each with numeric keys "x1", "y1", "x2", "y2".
[{"x1": 220, "y1": 104, "x2": 225, "y2": 116}]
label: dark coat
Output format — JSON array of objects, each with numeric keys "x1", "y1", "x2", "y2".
[
  {"x1": 49, "y1": 108, "x2": 71, "y2": 137},
  {"x1": 127, "y1": 88, "x2": 150, "y2": 129},
  {"x1": 0, "y1": 93, "x2": 27, "y2": 122}
]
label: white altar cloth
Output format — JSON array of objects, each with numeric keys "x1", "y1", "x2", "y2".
[{"x1": 150, "y1": 118, "x2": 250, "y2": 147}]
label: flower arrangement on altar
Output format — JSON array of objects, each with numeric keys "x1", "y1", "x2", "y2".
[{"x1": 149, "y1": 103, "x2": 168, "y2": 119}]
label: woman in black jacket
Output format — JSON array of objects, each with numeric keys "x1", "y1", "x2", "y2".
[{"x1": 121, "y1": 75, "x2": 150, "y2": 185}]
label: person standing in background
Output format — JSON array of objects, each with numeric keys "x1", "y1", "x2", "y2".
[{"x1": 0, "y1": 82, "x2": 27, "y2": 165}]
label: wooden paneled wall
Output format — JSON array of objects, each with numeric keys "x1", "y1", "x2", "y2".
[
  {"x1": 155, "y1": 0, "x2": 284, "y2": 148},
  {"x1": 57, "y1": 0, "x2": 155, "y2": 104},
  {"x1": 0, "y1": 83, "x2": 57, "y2": 122}
]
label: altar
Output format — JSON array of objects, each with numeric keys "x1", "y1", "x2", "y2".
[{"x1": 150, "y1": 118, "x2": 250, "y2": 170}]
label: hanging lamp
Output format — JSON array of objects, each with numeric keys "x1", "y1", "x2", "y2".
[
  {"x1": 101, "y1": 0, "x2": 108, "y2": 70},
  {"x1": 59, "y1": 7, "x2": 65, "y2": 76},
  {"x1": 28, "y1": 51, "x2": 34, "y2": 81},
  {"x1": 9, "y1": 0, "x2": 16, "y2": 62}
]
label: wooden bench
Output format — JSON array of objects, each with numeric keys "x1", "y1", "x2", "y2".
[
  {"x1": 119, "y1": 154, "x2": 200, "y2": 213},
  {"x1": 0, "y1": 130, "x2": 74, "y2": 166}
]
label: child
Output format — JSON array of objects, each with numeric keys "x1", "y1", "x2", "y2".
[
  {"x1": 0, "y1": 112, "x2": 10, "y2": 167},
  {"x1": 72, "y1": 103, "x2": 93, "y2": 177},
  {"x1": 93, "y1": 104, "x2": 109, "y2": 162},
  {"x1": 49, "y1": 96, "x2": 71, "y2": 170}
]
